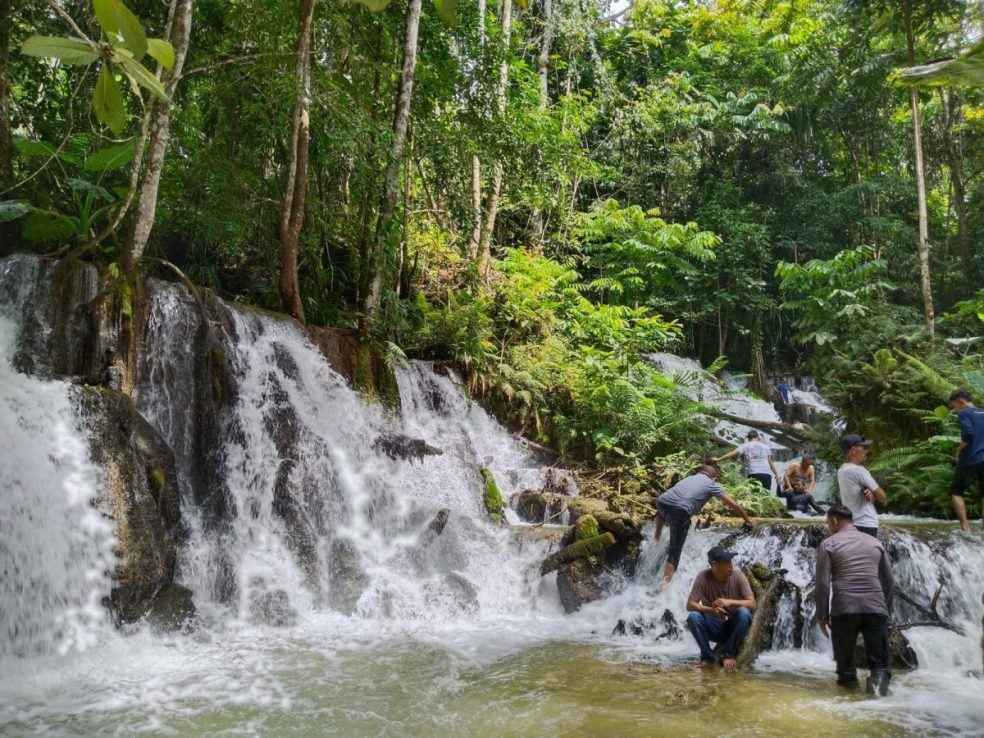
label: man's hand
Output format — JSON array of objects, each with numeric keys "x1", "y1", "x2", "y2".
[
  {"x1": 708, "y1": 605, "x2": 728, "y2": 619},
  {"x1": 818, "y1": 617, "x2": 830, "y2": 639},
  {"x1": 863, "y1": 488, "x2": 875, "y2": 503},
  {"x1": 713, "y1": 597, "x2": 731, "y2": 610},
  {"x1": 709, "y1": 456, "x2": 719, "y2": 463}
]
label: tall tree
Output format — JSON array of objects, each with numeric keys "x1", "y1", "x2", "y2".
[
  {"x1": 124, "y1": 0, "x2": 195, "y2": 271},
  {"x1": 476, "y1": 0, "x2": 512, "y2": 279},
  {"x1": 362, "y1": 0, "x2": 425, "y2": 328},
  {"x1": 468, "y1": 0, "x2": 487, "y2": 261},
  {"x1": 902, "y1": 0, "x2": 935, "y2": 339},
  {"x1": 278, "y1": 0, "x2": 317, "y2": 323}
]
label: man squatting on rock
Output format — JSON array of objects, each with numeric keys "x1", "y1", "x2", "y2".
[
  {"x1": 815, "y1": 503, "x2": 895, "y2": 694},
  {"x1": 654, "y1": 466, "x2": 753, "y2": 587},
  {"x1": 685, "y1": 546, "x2": 755, "y2": 669}
]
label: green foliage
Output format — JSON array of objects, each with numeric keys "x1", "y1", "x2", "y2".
[
  {"x1": 706, "y1": 462, "x2": 786, "y2": 518},
  {"x1": 481, "y1": 467, "x2": 505, "y2": 523}
]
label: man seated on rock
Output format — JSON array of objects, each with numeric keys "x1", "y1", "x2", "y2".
[
  {"x1": 815, "y1": 503, "x2": 894, "y2": 695},
  {"x1": 783, "y1": 454, "x2": 817, "y2": 496},
  {"x1": 685, "y1": 546, "x2": 756, "y2": 669},
  {"x1": 780, "y1": 477, "x2": 825, "y2": 515},
  {"x1": 654, "y1": 466, "x2": 754, "y2": 588}
]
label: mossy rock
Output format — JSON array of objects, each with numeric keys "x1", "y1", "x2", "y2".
[
  {"x1": 576, "y1": 514, "x2": 600, "y2": 541},
  {"x1": 749, "y1": 562, "x2": 774, "y2": 583},
  {"x1": 481, "y1": 467, "x2": 506, "y2": 523}
]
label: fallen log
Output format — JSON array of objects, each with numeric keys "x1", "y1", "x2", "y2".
[
  {"x1": 735, "y1": 563, "x2": 786, "y2": 670},
  {"x1": 540, "y1": 533, "x2": 616, "y2": 576}
]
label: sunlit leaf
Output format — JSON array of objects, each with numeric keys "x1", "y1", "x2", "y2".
[
  {"x1": 146, "y1": 38, "x2": 175, "y2": 69},
  {"x1": 432, "y1": 0, "x2": 458, "y2": 25},
  {"x1": 348, "y1": 0, "x2": 393, "y2": 11},
  {"x1": 93, "y1": 64, "x2": 126, "y2": 134},
  {"x1": 21, "y1": 36, "x2": 99, "y2": 65},
  {"x1": 114, "y1": 53, "x2": 170, "y2": 101},
  {"x1": 94, "y1": 0, "x2": 148, "y2": 60}
]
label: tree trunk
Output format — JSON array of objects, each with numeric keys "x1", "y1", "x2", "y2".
[
  {"x1": 939, "y1": 88, "x2": 971, "y2": 280},
  {"x1": 476, "y1": 0, "x2": 512, "y2": 281},
  {"x1": 123, "y1": 0, "x2": 194, "y2": 271},
  {"x1": 361, "y1": 0, "x2": 424, "y2": 330},
  {"x1": 903, "y1": 0, "x2": 934, "y2": 340},
  {"x1": 277, "y1": 0, "x2": 316, "y2": 323},
  {"x1": 0, "y1": 0, "x2": 13, "y2": 188},
  {"x1": 467, "y1": 0, "x2": 487, "y2": 261},
  {"x1": 530, "y1": 0, "x2": 552, "y2": 244}
]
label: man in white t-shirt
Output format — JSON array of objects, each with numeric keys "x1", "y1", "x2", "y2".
[
  {"x1": 836, "y1": 434, "x2": 886, "y2": 537},
  {"x1": 711, "y1": 430, "x2": 781, "y2": 493}
]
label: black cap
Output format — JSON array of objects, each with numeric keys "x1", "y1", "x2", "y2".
[
  {"x1": 707, "y1": 545, "x2": 737, "y2": 563},
  {"x1": 841, "y1": 433, "x2": 873, "y2": 452}
]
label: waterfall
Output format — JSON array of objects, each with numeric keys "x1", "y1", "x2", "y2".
[{"x1": 0, "y1": 313, "x2": 116, "y2": 658}]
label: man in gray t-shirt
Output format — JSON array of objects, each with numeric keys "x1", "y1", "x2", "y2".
[
  {"x1": 816, "y1": 503, "x2": 894, "y2": 693},
  {"x1": 654, "y1": 466, "x2": 753, "y2": 588},
  {"x1": 836, "y1": 434, "x2": 886, "y2": 537}
]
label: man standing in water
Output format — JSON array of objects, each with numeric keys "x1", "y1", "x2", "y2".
[
  {"x1": 654, "y1": 466, "x2": 753, "y2": 588},
  {"x1": 948, "y1": 390, "x2": 984, "y2": 532},
  {"x1": 685, "y1": 546, "x2": 756, "y2": 669},
  {"x1": 710, "y1": 430, "x2": 782, "y2": 493},
  {"x1": 815, "y1": 504, "x2": 894, "y2": 694},
  {"x1": 836, "y1": 434, "x2": 885, "y2": 537}
]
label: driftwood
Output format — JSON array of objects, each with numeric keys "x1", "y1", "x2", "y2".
[
  {"x1": 735, "y1": 564, "x2": 786, "y2": 670},
  {"x1": 893, "y1": 580, "x2": 966, "y2": 636},
  {"x1": 707, "y1": 410, "x2": 816, "y2": 449},
  {"x1": 540, "y1": 533, "x2": 616, "y2": 575}
]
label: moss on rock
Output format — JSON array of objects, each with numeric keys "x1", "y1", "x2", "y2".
[
  {"x1": 576, "y1": 514, "x2": 600, "y2": 540},
  {"x1": 481, "y1": 467, "x2": 506, "y2": 523}
]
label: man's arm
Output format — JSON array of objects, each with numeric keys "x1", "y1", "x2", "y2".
[
  {"x1": 710, "y1": 448, "x2": 740, "y2": 463},
  {"x1": 688, "y1": 598, "x2": 727, "y2": 618},
  {"x1": 768, "y1": 455, "x2": 782, "y2": 485},
  {"x1": 861, "y1": 468, "x2": 886, "y2": 504},
  {"x1": 815, "y1": 544, "x2": 832, "y2": 637},
  {"x1": 806, "y1": 465, "x2": 816, "y2": 495},
  {"x1": 719, "y1": 493, "x2": 753, "y2": 525},
  {"x1": 878, "y1": 548, "x2": 895, "y2": 614},
  {"x1": 956, "y1": 412, "x2": 972, "y2": 462}
]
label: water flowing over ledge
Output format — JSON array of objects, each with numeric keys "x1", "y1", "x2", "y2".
[{"x1": 0, "y1": 255, "x2": 982, "y2": 737}]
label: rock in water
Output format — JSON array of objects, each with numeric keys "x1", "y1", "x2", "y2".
[
  {"x1": 144, "y1": 583, "x2": 196, "y2": 632},
  {"x1": 328, "y1": 538, "x2": 368, "y2": 615},
  {"x1": 556, "y1": 557, "x2": 606, "y2": 613},
  {"x1": 444, "y1": 573, "x2": 479, "y2": 611},
  {"x1": 371, "y1": 432, "x2": 443, "y2": 462},
  {"x1": 249, "y1": 589, "x2": 298, "y2": 627}
]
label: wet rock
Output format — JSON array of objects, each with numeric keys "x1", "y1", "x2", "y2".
[
  {"x1": 853, "y1": 626, "x2": 918, "y2": 670},
  {"x1": 144, "y1": 582, "x2": 196, "y2": 632},
  {"x1": 79, "y1": 386, "x2": 183, "y2": 624},
  {"x1": 249, "y1": 589, "x2": 298, "y2": 627},
  {"x1": 328, "y1": 538, "x2": 368, "y2": 615},
  {"x1": 426, "y1": 508, "x2": 450, "y2": 537},
  {"x1": 541, "y1": 533, "x2": 616, "y2": 576},
  {"x1": 372, "y1": 432, "x2": 443, "y2": 462},
  {"x1": 444, "y1": 572, "x2": 479, "y2": 611},
  {"x1": 556, "y1": 556, "x2": 606, "y2": 613},
  {"x1": 613, "y1": 609, "x2": 680, "y2": 641},
  {"x1": 514, "y1": 490, "x2": 547, "y2": 522},
  {"x1": 272, "y1": 459, "x2": 322, "y2": 598},
  {"x1": 736, "y1": 562, "x2": 786, "y2": 670}
]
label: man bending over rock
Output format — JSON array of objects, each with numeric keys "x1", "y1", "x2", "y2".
[
  {"x1": 654, "y1": 465, "x2": 753, "y2": 588},
  {"x1": 685, "y1": 546, "x2": 756, "y2": 669}
]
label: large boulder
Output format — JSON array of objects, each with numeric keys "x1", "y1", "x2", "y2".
[
  {"x1": 556, "y1": 557, "x2": 606, "y2": 613},
  {"x1": 78, "y1": 386, "x2": 186, "y2": 626}
]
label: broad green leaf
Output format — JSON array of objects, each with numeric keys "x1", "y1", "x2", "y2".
[
  {"x1": 348, "y1": 0, "x2": 393, "y2": 12},
  {"x1": 94, "y1": 0, "x2": 148, "y2": 60},
  {"x1": 0, "y1": 200, "x2": 31, "y2": 223},
  {"x1": 93, "y1": 64, "x2": 127, "y2": 134},
  {"x1": 146, "y1": 38, "x2": 175, "y2": 69},
  {"x1": 21, "y1": 36, "x2": 99, "y2": 65},
  {"x1": 22, "y1": 209, "x2": 78, "y2": 243},
  {"x1": 432, "y1": 0, "x2": 458, "y2": 25},
  {"x1": 114, "y1": 54, "x2": 170, "y2": 101},
  {"x1": 84, "y1": 140, "x2": 136, "y2": 171},
  {"x1": 65, "y1": 177, "x2": 114, "y2": 201}
]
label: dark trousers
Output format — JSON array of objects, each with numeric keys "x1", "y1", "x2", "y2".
[
  {"x1": 749, "y1": 473, "x2": 772, "y2": 492},
  {"x1": 855, "y1": 526, "x2": 878, "y2": 538},
  {"x1": 830, "y1": 613, "x2": 889, "y2": 684},
  {"x1": 686, "y1": 607, "x2": 753, "y2": 662},
  {"x1": 780, "y1": 490, "x2": 824, "y2": 514},
  {"x1": 656, "y1": 502, "x2": 691, "y2": 569}
]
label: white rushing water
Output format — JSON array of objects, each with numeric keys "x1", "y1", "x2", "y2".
[
  {"x1": 0, "y1": 314, "x2": 116, "y2": 659},
  {"x1": 1, "y1": 259, "x2": 982, "y2": 737}
]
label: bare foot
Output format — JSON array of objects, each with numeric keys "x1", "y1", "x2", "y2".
[
  {"x1": 657, "y1": 577, "x2": 672, "y2": 594},
  {"x1": 722, "y1": 658, "x2": 737, "y2": 669}
]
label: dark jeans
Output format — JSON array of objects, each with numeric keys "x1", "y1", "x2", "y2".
[
  {"x1": 656, "y1": 501, "x2": 691, "y2": 569},
  {"x1": 686, "y1": 607, "x2": 753, "y2": 662},
  {"x1": 748, "y1": 473, "x2": 772, "y2": 492},
  {"x1": 780, "y1": 490, "x2": 824, "y2": 515},
  {"x1": 830, "y1": 613, "x2": 889, "y2": 684},
  {"x1": 951, "y1": 461, "x2": 984, "y2": 495},
  {"x1": 855, "y1": 526, "x2": 878, "y2": 538}
]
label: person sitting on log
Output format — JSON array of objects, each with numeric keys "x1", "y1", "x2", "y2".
[
  {"x1": 779, "y1": 477, "x2": 825, "y2": 516},
  {"x1": 815, "y1": 503, "x2": 895, "y2": 695},
  {"x1": 685, "y1": 546, "x2": 756, "y2": 669},
  {"x1": 654, "y1": 466, "x2": 753, "y2": 589},
  {"x1": 710, "y1": 430, "x2": 782, "y2": 493}
]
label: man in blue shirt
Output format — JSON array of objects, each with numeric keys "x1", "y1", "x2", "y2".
[{"x1": 949, "y1": 390, "x2": 984, "y2": 531}]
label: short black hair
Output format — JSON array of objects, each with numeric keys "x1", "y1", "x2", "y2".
[
  {"x1": 746, "y1": 430, "x2": 759, "y2": 439},
  {"x1": 949, "y1": 389, "x2": 972, "y2": 403},
  {"x1": 802, "y1": 454, "x2": 815, "y2": 462},
  {"x1": 700, "y1": 464, "x2": 719, "y2": 480},
  {"x1": 826, "y1": 503, "x2": 853, "y2": 521}
]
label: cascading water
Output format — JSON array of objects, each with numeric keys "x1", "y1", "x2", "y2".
[
  {"x1": 0, "y1": 313, "x2": 116, "y2": 659},
  {"x1": 1, "y1": 256, "x2": 983, "y2": 737}
]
